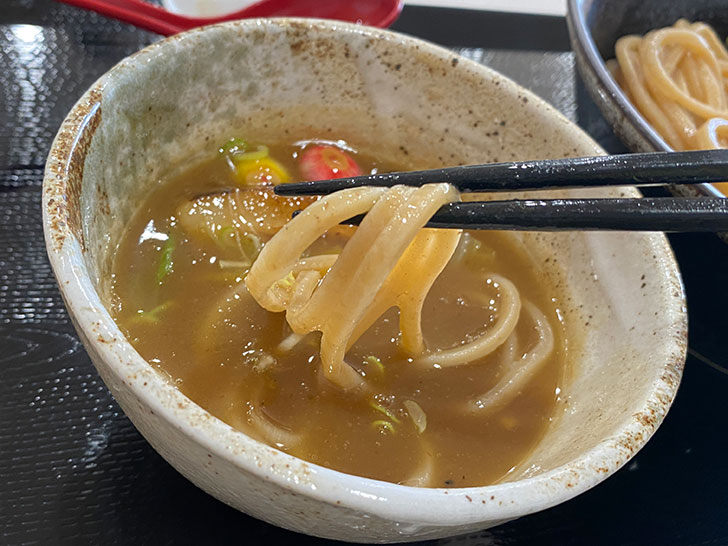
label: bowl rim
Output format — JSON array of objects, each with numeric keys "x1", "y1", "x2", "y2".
[
  {"x1": 42, "y1": 17, "x2": 688, "y2": 528},
  {"x1": 566, "y1": 0, "x2": 724, "y2": 198}
]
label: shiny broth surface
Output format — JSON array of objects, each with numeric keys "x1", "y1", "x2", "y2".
[{"x1": 110, "y1": 140, "x2": 568, "y2": 487}]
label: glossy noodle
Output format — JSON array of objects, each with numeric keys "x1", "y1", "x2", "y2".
[
  {"x1": 609, "y1": 19, "x2": 728, "y2": 195},
  {"x1": 110, "y1": 139, "x2": 568, "y2": 487}
]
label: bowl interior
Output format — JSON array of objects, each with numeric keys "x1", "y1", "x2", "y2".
[{"x1": 43, "y1": 19, "x2": 686, "y2": 540}]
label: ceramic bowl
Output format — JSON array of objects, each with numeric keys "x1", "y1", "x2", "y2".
[
  {"x1": 567, "y1": 0, "x2": 727, "y2": 199},
  {"x1": 43, "y1": 18, "x2": 686, "y2": 542}
]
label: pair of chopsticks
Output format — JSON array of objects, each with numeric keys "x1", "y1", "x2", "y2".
[{"x1": 274, "y1": 150, "x2": 728, "y2": 232}]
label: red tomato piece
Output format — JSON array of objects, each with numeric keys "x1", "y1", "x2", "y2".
[{"x1": 299, "y1": 145, "x2": 362, "y2": 181}]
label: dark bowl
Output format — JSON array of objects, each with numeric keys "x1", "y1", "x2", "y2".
[{"x1": 566, "y1": 0, "x2": 728, "y2": 199}]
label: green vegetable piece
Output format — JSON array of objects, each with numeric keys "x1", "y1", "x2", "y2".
[
  {"x1": 215, "y1": 227, "x2": 261, "y2": 262},
  {"x1": 364, "y1": 355, "x2": 385, "y2": 374},
  {"x1": 277, "y1": 271, "x2": 295, "y2": 289},
  {"x1": 219, "y1": 137, "x2": 248, "y2": 156},
  {"x1": 216, "y1": 225, "x2": 238, "y2": 247},
  {"x1": 230, "y1": 144, "x2": 270, "y2": 165},
  {"x1": 156, "y1": 237, "x2": 174, "y2": 283},
  {"x1": 240, "y1": 232, "x2": 262, "y2": 261},
  {"x1": 372, "y1": 420, "x2": 396, "y2": 435},
  {"x1": 369, "y1": 399, "x2": 401, "y2": 424},
  {"x1": 133, "y1": 301, "x2": 171, "y2": 324}
]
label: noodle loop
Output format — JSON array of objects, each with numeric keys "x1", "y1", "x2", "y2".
[
  {"x1": 247, "y1": 184, "x2": 463, "y2": 389},
  {"x1": 246, "y1": 181, "x2": 545, "y2": 415},
  {"x1": 612, "y1": 18, "x2": 728, "y2": 174}
]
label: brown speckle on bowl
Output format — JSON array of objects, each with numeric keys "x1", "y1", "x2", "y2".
[{"x1": 44, "y1": 87, "x2": 103, "y2": 253}]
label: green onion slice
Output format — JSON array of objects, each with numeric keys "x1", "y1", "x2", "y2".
[
  {"x1": 372, "y1": 420, "x2": 396, "y2": 435},
  {"x1": 231, "y1": 144, "x2": 269, "y2": 164},
  {"x1": 156, "y1": 236, "x2": 174, "y2": 283},
  {"x1": 274, "y1": 271, "x2": 295, "y2": 290},
  {"x1": 364, "y1": 355, "x2": 385, "y2": 374},
  {"x1": 369, "y1": 399, "x2": 401, "y2": 424},
  {"x1": 133, "y1": 301, "x2": 171, "y2": 324},
  {"x1": 240, "y1": 232, "x2": 262, "y2": 261},
  {"x1": 219, "y1": 137, "x2": 248, "y2": 156}
]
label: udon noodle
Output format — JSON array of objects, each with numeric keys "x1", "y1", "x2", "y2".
[
  {"x1": 246, "y1": 182, "x2": 552, "y2": 413},
  {"x1": 110, "y1": 139, "x2": 568, "y2": 486},
  {"x1": 609, "y1": 19, "x2": 728, "y2": 194}
]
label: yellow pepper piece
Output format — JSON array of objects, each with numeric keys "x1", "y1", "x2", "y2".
[{"x1": 234, "y1": 157, "x2": 290, "y2": 186}]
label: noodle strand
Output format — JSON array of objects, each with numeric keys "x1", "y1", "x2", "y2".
[
  {"x1": 246, "y1": 184, "x2": 538, "y2": 395},
  {"x1": 467, "y1": 300, "x2": 554, "y2": 413},
  {"x1": 246, "y1": 184, "x2": 462, "y2": 389},
  {"x1": 612, "y1": 18, "x2": 728, "y2": 170}
]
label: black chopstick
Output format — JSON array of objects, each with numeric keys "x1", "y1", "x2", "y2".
[
  {"x1": 338, "y1": 198, "x2": 728, "y2": 232},
  {"x1": 274, "y1": 150, "x2": 728, "y2": 195}
]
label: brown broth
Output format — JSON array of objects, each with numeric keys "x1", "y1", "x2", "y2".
[{"x1": 110, "y1": 140, "x2": 568, "y2": 487}]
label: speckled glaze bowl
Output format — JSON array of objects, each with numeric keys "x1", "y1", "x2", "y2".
[{"x1": 43, "y1": 19, "x2": 686, "y2": 543}]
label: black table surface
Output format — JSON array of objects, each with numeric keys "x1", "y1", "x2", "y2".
[{"x1": 2, "y1": 2, "x2": 727, "y2": 545}]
